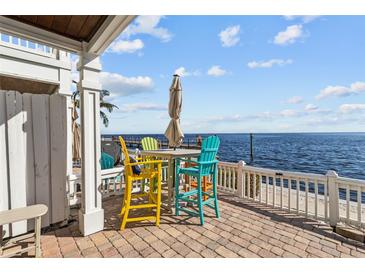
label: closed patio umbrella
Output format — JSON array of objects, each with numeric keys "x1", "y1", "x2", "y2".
[
  {"x1": 72, "y1": 104, "x2": 81, "y2": 161},
  {"x1": 164, "y1": 74, "x2": 184, "y2": 148}
]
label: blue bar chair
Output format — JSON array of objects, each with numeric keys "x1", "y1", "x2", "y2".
[{"x1": 175, "y1": 135, "x2": 220, "y2": 225}]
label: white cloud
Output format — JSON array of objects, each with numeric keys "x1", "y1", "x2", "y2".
[
  {"x1": 206, "y1": 114, "x2": 242, "y2": 123},
  {"x1": 287, "y1": 96, "x2": 303, "y2": 104},
  {"x1": 124, "y1": 16, "x2": 172, "y2": 42},
  {"x1": 339, "y1": 104, "x2": 365, "y2": 114},
  {"x1": 174, "y1": 67, "x2": 200, "y2": 77},
  {"x1": 280, "y1": 109, "x2": 299, "y2": 117},
  {"x1": 248, "y1": 59, "x2": 293, "y2": 69},
  {"x1": 305, "y1": 104, "x2": 319, "y2": 112},
  {"x1": 219, "y1": 25, "x2": 240, "y2": 47},
  {"x1": 274, "y1": 24, "x2": 303, "y2": 45},
  {"x1": 118, "y1": 103, "x2": 167, "y2": 113},
  {"x1": 284, "y1": 15, "x2": 321, "y2": 23},
  {"x1": 207, "y1": 65, "x2": 227, "y2": 77},
  {"x1": 100, "y1": 72, "x2": 154, "y2": 97},
  {"x1": 175, "y1": 67, "x2": 187, "y2": 77},
  {"x1": 107, "y1": 39, "x2": 144, "y2": 54},
  {"x1": 316, "y1": 81, "x2": 365, "y2": 99}
]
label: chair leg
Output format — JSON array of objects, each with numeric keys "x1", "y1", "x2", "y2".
[
  {"x1": 35, "y1": 216, "x2": 41, "y2": 258},
  {"x1": 120, "y1": 182, "x2": 128, "y2": 216},
  {"x1": 141, "y1": 179, "x2": 146, "y2": 193},
  {"x1": 203, "y1": 177, "x2": 208, "y2": 201},
  {"x1": 213, "y1": 168, "x2": 220, "y2": 219},
  {"x1": 175, "y1": 172, "x2": 180, "y2": 216},
  {"x1": 145, "y1": 178, "x2": 153, "y2": 214},
  {"x1": 197, "y1": 176, "x2": 204, "y2": 225},
  {"x1": 120, "y1": 178, "x2": 132, "y2": 230},
  {"x1": 156, "y1": 166, "x2": 162, "y2": 226}
]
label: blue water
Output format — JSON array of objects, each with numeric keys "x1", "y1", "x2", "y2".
[
  {"x1": 103, "y1": 133, "x2": 365, "y2": 202},
  {"x1": 106, "y1": 133, "x2": 365, "y2": 179}
]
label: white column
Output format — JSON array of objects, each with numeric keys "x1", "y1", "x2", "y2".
[
  {"x1": 77, "y1": 49, "x2": 104, "y2": 236},
  {"x1": 57, "y1": 50, "x2": 72, "y2": 96}
]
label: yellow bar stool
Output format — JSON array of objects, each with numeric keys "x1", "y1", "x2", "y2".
[{"x1": 119, "y1": 136, "x2": 163, "y2": 230}]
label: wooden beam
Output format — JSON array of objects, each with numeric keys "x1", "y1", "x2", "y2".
[
  {"x1": 87, "y1": 15, "x2": 136, "y2": 55},
  {"x1": 0, "y1": 16, "x2": 82, "y2": 53},
  {"x1": 0, "y1": 15, "x2": 136, "y2": 55}
]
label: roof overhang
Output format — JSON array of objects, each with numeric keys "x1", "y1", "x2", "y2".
[{"x1": 0, "y1": 15, "x2": 136, "y2": 55}]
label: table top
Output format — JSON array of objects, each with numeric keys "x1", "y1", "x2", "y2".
[{"x1": 140, "y1": 148, "x2": 201, "y2": 158}]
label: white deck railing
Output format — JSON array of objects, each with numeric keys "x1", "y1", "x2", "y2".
[
  {"x1": 217, "y1": 161, "x2": 365, "y2": 229},
  {"x1": 68, "y1": 165, "x2": 169, "y2": 207},
  {"x1": 68, "y1": 167, "x2": 125, "y2": 206},
  {"x1": 0, "y1": 32, "x2": 57, "y2": 58},
  {"x1": 67, "y1": 161, "x2": 364, "y2": 229}
]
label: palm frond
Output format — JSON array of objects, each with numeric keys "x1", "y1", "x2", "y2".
[
  {"x1": 100, "y1": 111, "x2": 109, "y2": 127},
  {"x1": 72, "y1": 85, "x2": 117, "y2": 127},
  {"x1": 101, "y1": 89, "x2": 110, "y2": 99},
  {"x1": 100, "y1": 101, "x2": 119, "y2": 113}
]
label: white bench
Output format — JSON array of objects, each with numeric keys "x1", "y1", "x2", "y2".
[{"x1": 0, "y1": 204, "x2": 48, "y2": 258}]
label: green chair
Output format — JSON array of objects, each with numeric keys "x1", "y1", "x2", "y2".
[
  {"x1": 175, "y1": 135, "x2": 220, "y2": 225},
  {"x1": 141, "y1": 137, "x2": 159, "y2": 151},
  {"x1": 141, "y1": 137, "x2": 160, "y2": 191}
]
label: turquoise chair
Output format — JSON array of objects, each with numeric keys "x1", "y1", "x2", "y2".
[
  {"x1": 101, "y1": 152, "x2": 114, "y2": 170},
  {"x1": 175, "y1": 136, "x2": 220, "y2": 225}
]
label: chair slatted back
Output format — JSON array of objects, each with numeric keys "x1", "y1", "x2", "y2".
[
  {"x1": 198, "y1": 136, "x2": 220, "y2": 175},
  {"x1": 119, "y1": 136, "x2": 132, "y2": 176},
  {"x1": 101, "y1": 152, "x2": 114, "y2": 170},
  {"x1": 141, "y1": 137, "x2": 159, "y2": 151}
]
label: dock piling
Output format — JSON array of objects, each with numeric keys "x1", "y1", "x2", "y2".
[{"x1": 250, "y1": 133, "x2": 254, "y2": 162}]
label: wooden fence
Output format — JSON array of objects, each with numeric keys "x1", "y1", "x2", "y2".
[{"x1": 0, "y1": 90, "x2": 71, "y2": 237}]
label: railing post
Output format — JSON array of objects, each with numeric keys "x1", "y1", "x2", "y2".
[
  {"x1": 327, "y1": 170, "x2": 339, "y2": 227},
  {"x1": 237, "y1": 161, "x2": 246, "y2": 198}
]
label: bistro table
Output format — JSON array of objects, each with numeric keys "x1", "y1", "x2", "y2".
[{"x1": 140, "y1": 148, "x2": 201, "y2": 212}]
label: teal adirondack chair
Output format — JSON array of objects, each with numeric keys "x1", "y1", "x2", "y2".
[
  {"x1": 101, "y1": 152, "x2": 114, "y2": 170},
  {"x1": 175, "y1": 135, "x2": 220, "y2": 225}
]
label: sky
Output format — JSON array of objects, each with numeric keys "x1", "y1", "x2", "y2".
[{"x1": 83, "y1": 16, "x2": 365, "y2": 134}]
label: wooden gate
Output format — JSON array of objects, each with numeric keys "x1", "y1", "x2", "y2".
[{"x1": 0, "y1": 90, "x2": 71, "y2": 237}]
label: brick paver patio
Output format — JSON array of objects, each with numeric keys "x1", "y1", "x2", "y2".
[{"x1": 9, "y1": 193, "x2": 365, "y2": 258}]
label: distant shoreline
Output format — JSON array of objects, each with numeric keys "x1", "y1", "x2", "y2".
[{"x1": 102, "y1": 132, "x2": 365, "y2": 135}]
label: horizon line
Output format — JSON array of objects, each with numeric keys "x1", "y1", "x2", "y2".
[{"x1": 101, "y1": 131, "x2": 365, "y2": 135}]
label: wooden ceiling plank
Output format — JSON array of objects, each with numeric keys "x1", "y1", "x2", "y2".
[
  {"x1": 77, "y1": 16, "x2": 100, "y2": 41},
  {"x1": 50, "y1": 15, "x2": 73, "y2": 35},
  {"x1": 65, "y1": 16, "x2": 88, "y2": 38},
  {"x1": 4, "y1": 15, "x2": 108, "y2": 43},
  {"x1": 86, "y1": 16, "x2": 108, "y2": 42},
  {"x1": 35, "y1": 16, "x2": 55, "y2": 29},
  {"x1": 20, "y1": 15, "x2": 38, "y2": 24}
]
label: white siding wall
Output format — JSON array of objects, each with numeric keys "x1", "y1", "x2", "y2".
[{"x1": 0, "y1": 89, "x2": 70, "y2": 237}]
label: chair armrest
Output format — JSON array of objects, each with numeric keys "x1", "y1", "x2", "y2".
[
  {"x1": 126, "y1": 160, "x2": 163, "y2": 167},
  {"x1": 176, "y1": 158, "x2": 218, "y2": 165},
  {"x1": 175, "y1": 158, "x2": 200, "y2": 165},
  {"x1": 197, "y1": 159, "x2": 219, "y2": 165}
]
